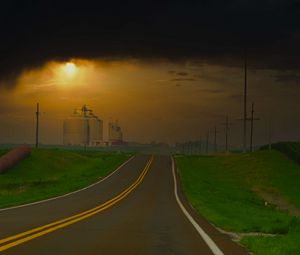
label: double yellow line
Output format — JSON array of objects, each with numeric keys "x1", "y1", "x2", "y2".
[{"x1": 0, "y1": 156, "x2": 154, "y2": 252}]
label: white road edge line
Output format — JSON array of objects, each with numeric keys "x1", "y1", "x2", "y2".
[
  {"x1": 0, "y1": 155, "x2": 136, "y2": 212},
  {"x1": 171, "y1": 156, "x2": 225, "y2": 255}
]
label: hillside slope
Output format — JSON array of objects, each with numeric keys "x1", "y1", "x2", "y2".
[
  {"x1": 0, "y1": 149, "x2": 129, "y2": 208},
  {"x1": 176, "y1": 150, "x2": 300, "y2": 255},
  {"x1": 261, "y1": 142, "x2": 300, "y2": 164}
]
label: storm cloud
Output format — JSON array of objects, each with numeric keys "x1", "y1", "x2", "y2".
[{"x1": 1, "y1": 0, "x2": 300, "y2": 87}]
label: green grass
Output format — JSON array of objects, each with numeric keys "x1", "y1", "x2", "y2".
[
  {"x1": 0, "y1": 149, "x2": 8, "y2": 157},
  {"x1": 0, "y1": 149, "x2": 130, "y2": 208},
  {"x1": 175, "y1": 150, "x2": 300, "y2": 255},
  {"x1": 241, "y1": 230, "x2": 300, "y2": 255},
  {"x1": 261, "y1": 142, "x2": 300, "y2": 164}
]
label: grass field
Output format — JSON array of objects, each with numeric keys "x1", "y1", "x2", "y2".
[
  {"x1": 0, "y1": 149, "x2": 8, "y2": 157},
  {"x1": 0, "y1": 149, "x2": 130, "y2": 208},
  {"x1": 175, "y1": 150, "x2": 300, "y2": 255},
  {"x1": 261, "y1": 142, "x2": 300, "y2": 164}
]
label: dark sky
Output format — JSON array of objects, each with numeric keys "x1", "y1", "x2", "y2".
[
  {"x1": 0, "y1": 0, "x2": 300, "y2": 146},
  {"x1": 1, "y1": 0, "x2": 300, "y2": 87}
]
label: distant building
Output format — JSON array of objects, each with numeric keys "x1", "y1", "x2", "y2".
[
  {"x1": 108, "y1": 121, "x2": 124, "y2": 145},
  {"x1": 63, "y1": 105, "x2": 103, "y2": 146}
]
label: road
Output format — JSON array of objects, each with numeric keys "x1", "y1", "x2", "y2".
[{"x1": 0, "y1": 155, "x2": 247, "y2": 255}]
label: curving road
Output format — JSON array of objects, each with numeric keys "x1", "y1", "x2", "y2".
[{"x1": 0, "y1": 155, "x2": 247, "y2": 255}]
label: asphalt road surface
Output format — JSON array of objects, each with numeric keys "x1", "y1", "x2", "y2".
[{"x1": 0, "y1": 155, "x2": 247, "y2": 255}]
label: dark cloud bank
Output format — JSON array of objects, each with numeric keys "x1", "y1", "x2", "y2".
[{"x1": 1, "y1": 0, "x2": 300, "y2": 87}]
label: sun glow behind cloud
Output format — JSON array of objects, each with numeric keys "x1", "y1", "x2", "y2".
[
  {"x1": 64, "y1": 62, "x2": 77, "y2": 76},
  {"x1": 14, "y1": 59, "x2": 108, "y2": 92},
  {"x1": 50, "y1": 60, "x2": 97, "y2": 87}
]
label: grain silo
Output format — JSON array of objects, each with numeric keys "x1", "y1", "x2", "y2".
[
  {"x1": 108, "y1": 121, "x2": 123, "y2": 145},
  {"x1": 63, "y1": 105, "x2": 103, "y2": 146},
  {"x1": 63, "y1": 116, "x2": 89, "y2": 146},
  {"x1": 87, "y1": 112, "x2": 103, "y2": 146}
]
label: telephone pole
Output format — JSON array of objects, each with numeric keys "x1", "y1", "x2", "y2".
[
  {"x1": 243, "y1": 50, "x2": 248, "y2": 153},
  {"x1": 221, "y1": 115, "x2": 233, "y2": 153},
  {"x1": 249, "y1": 102, "x2": 260, "y2": 152},
  {"x1": 214, "y1": 126, "x2": 217, "y2": 153},
  {"x1": 35, "y1": 103, "x2": 39, "y2": 148},
  {"x1": 268, "y1": 119, "x2": 272, "y2": 151},
  {"x1": 206, "y1": 131, "x2": 209, "y2": 154},
  {"x1": 199, "y1": 136, "x2": 202, "y2": 154},
  {"x1": 225, "y1": 116, "x2": 229, "y2": 153}
]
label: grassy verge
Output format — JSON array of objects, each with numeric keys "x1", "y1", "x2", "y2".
[
  {"x1": 0, "y1": 149, "x2": 130, "y2": 208},
  {"x1": 261, "y1": 142, "x2": 300, "y2": 164},
  {"x1": 0, "y1": 149, "x2": 8, "y2": 157},
  {"x1": 175, "y1": 150, "x2": 300, "y2": 255}
]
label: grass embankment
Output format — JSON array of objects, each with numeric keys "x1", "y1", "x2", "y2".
[
  {"x1": 176, "y1": 150, "x2": 300, "y2": 255},
  {"x1": 0, "y1": 149, "x2": 130, "y2": 208},
  {"x1": 262, "y1": 142, "x2": 300, "y2": 164},
  {"x1": 0, "y1": 149, "x2": 8, "y2": 157}
]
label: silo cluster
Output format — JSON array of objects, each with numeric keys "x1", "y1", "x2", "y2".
[
  {"x1": 108, "y1": 121, "x2": 123, "y2": 145},
  {"x1": 63, "y1": 105, "x2": 104, "y2": 146}
]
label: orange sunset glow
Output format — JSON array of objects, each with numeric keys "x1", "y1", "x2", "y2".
[{"x1": 0, "y1": 59, "x2": 299, "y2": 146}]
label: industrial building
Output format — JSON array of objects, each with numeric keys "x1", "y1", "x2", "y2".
[
  {"x1": 63, "y1": 105, "x2": 126, "y2": 147},
  {"x1": 108, "y1": 121, "x2": 123, "y2": 145},
  {"x1": 63, "y1": 105, "x2": 103, "y2": 146}
]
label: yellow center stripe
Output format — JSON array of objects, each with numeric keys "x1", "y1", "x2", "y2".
[{"x1": 0, "y1": 156, "x2": 153, "y2": 252}]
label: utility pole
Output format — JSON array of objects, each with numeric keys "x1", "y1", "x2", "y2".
[
  {"x1": 250, "y1": 103, "x2": 254, "y2": 152},
  {"x1": 199, "y1": 136, "x2": 202, "y2": 154},
  {"x1": 243, "y1": 50, "x2": 248, "y2": 153},
  {"x1": 185, "y1": 142, "x2": 188, "y2": 155},
  {"x1": 35, "y1": 103, "x2": 39, "y2": 148},
  {"x1": 214, "y1": 126, "x2": 217, "y2": 153},
  {"x1": 225, "y1": 116, "x2": 229, "y2": 153},
  {"x1": 221, "y1": 115, "x2": 233, "y2": 153},
  {"x1": 192, "y1": 141, "x2": 195, "y2": 155},
  {"x1": 268, "y1": 118, "x2": 272, "y2": 151},
  {"x1": 250, "y1": 102, "x2": 260, "y2": 152},
  {"x1": 206, "y1": 131, "x2": 209, "y2": 154}
]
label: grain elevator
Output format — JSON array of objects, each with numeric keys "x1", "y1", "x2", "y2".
[{"x1": 63, "y1": 105, "x2": 103, "y2": 146}]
